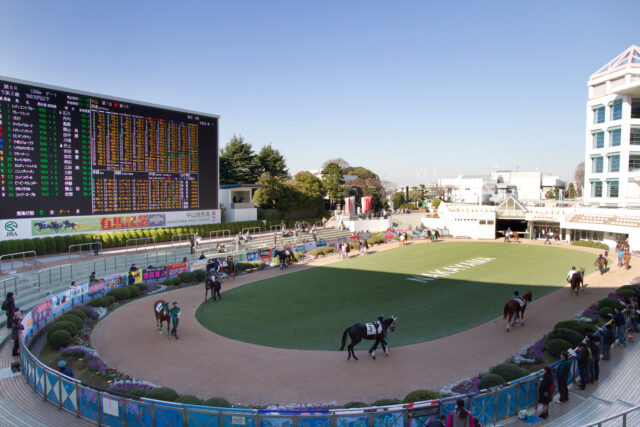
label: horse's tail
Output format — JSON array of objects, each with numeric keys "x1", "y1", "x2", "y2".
[
  {"x1": 339, "y1": 328, "x2": 349, "y2": 351},
  {"x1": 503, "y1": 303, "x2": 508, "y2": 319}
]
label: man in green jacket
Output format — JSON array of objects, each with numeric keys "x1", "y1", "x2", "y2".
[
  {"x1": 556, "y1": 351, "x2": 572, "y2": 403},
  {"x1": 169, "y1": 301, "x2": 181, "y2": 339}
]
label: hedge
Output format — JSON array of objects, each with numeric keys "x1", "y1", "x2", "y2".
[
  {"x1": 47, "y1": 321, "x2": 78, "y2": 338},
  {"x1": 548, "y1": 328, "x2": 584, "y2": 347},
  {"x1": 204, "y1": 397, "x2": 232, "y2": 408},
  {"x1": 126, "y1": 285, "x2": 140, "y2": 298},
  {"x1": 0, "y1": 220, "x2": 267, "y2": 256},
  {"x1": 176, "y1": 395, "x2": 204, "y2": 405},
  {"x1": 553, "y1": 320, "x2": 597, "y2": 335},
  {"x1": 598, "y1": 306, "x2": 614, "y2": 319},
  {"x1": 58, "y1": 313, "x2": 83, "y2": 329},
  {"x1": 47, "y1": 330, "x2": 73, "y2": 349},
  {"x1": 235, "y1": 261, "x2": 264, "y2": 272},
  {"x1": 615, "y1": 288, "x2": 634, "y2": 302},
  {"x1": 403, "y1": 389, "x2": 441, "y2": 403},
  {"x1": 177, "y1": 271, "x2": 197, "y2": 283},
  {"x1": 489, "y1": 363, "x2": 527, "y2": 382},
  {"x1": 598, "y1": 297, "x2": 624, "y2": 311},
  {"x1": 88, "y1": 296, "x2": 112, "y2": 308},
  {"x1": 478, "y1": 374, "x2": 506, "y2": 390},
  {"x1": 571, "y1": 240, "x2": 610, "y2": 250},
  {"x1": 147, "y1": 387, "x2": 179, "y2": 402},
  {"x1": 342, "y1": 402, "x2": 369, "y2": 408},
  {"x1": 65, "y1": 309, "x2": 89, "y2": 321},
  {"x1": 307, "y1": 247, "x2": 335, "y2": 257},
  {"x1": 127, "y1": 388, "x2": 150, "y2": 398},
  {"x1": 106, "y1": 287, "x2": 131, "y2": 301},
  {"x1": 546, "y1": 338, "x2": 572, "y2": 359},
  {"x1": 372, "y1": 398, "x2": 398, "y2": 406}
]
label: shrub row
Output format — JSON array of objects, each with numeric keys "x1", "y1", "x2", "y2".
[
  {"x1": 0, "y1": 220, "x2": 266, "y2": 256},
  {"x1": 307, "y1": 247, "x2": 336, "y2": 257},
  {"x1": 235, "y1": 261, "x2": 265, "y2": 272},
  {"x1": 571, "y1": 240, "x2": 610, "y2": 250},
  {"x1": 163, "y1": 270, "x2": 207, "y2": 287},
  {"x1": 46, "y1": 307, "x2": 97, "y2": 348}
]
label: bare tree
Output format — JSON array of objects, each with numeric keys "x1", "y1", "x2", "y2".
[{"x1": 574, "y1": 162, "x2": 585, "y2": 197}]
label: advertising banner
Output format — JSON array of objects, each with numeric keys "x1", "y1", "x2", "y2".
[
  {"x1": 50, "y1": 290, "x2": 72, "y2": 316},
  {"x1": 71, "y1": 283, "x2": 89, "y2": 306},
  {"x1": 189, "y1": 259, "x2": 207, "y2": 272},
  {"x1": 167, "y1": 262, "x2": 188, "y2": 278},
  {"x1": 337, "y1": 236, "x2": 347, "y2": 244},
  {"x1": 233, "y1": 254, "x2": 244, "y2": 263},
  {"x1": 131, "y1": 269, "x2": 143, "y2": 284},
  {"x1": 143, "y1": 266, "x2": 167, "y2": 283},
  {"x1": 32, "y1": 298, "x2": 52, "y2": 326},
  {"x1": 326, "y1": 239, "x2": 338, "y2": 248},
  {"x1": 304, "y1": 242, "x2": 317, "y2": 252},
  {"x1": 246, "y1": 251, "x2": 259, "y2": 262},
  {"x1": 104, "y1": 274, "x2": 126, "y2": 290},
  {"x1": 89, "y1": 279, "x2": 105, "y2": 297},
  {"x1": 293, "y1": 244, "x2": 305, "y2": 253},
  {"x1": 315, "y1": 239, "x2": 327, "y2": 247},
  {"x1": 259, "y1": 249, "x2": 271, "y2": 260},
  {"x1": 21, "y1": 311, "x2": 33, "y2": 339}
]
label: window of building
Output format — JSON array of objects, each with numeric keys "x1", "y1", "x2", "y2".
[
  {"x1": 591, "y1": 181, "x2": 602, "y2": 197},
  {"x1": 592, "y1": 156, "x2": 603, "y2": 173},
  {"x1": 631, "y1": 128, "x2": 640, "y2": 145},
  {"x1": 632, "y1": 98, "x2": 640, "y2": 119},
  {"x1": 608, "y1": 180, "x2": 619, "y2": 198},
  {"x1": 594, "y1": 106, "x2": 605, "y2": 124},
  {"x1": 629, "y1": 154, "x2": 640, "y2": 171},
  {"x1": 592, "y1": 131, "x2": 604, "y2": 148},
  {"x1": 610, "y1": 128, "x2": 621, "y2": 146},
  {"x1": 611, "y1": 101, "x2": 623, "y2": 121},
  {"x1": 608, "y1": 154, "x2": 620, "y2": 172}
]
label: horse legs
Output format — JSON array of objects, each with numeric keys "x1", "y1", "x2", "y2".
[
  {"x1": 506, "y1": 313, "x2": 511, "y2": 332},
  {"x1": 369, "y1": 341, "x2": 378, "y2": 359}
]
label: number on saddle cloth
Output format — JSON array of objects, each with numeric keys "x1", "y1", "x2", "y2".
[{"x1": 366, "y1": 322, "x2": 382, "y2": 336}]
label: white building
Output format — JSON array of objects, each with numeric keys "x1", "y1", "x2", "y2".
[
  {"x1": 438, "y1": 175, "x2": 497, "y2": 204},
  {"x1": 219, "y1": 184, "x2": 260, "y2": 222},
  {"x1": 584, "y1": 45, "x2": 640, "y2": 208}
]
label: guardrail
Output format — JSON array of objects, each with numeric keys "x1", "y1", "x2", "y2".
[
  {"x1": 125, "y1": 237, "x2": 155, "y2": 253},
  {"x1": 69, "y1": 243, "x2": 101, "y2": 259},
  {"x1": 171, "y1": 233, "x2": 194, "y2": 247},
  {"x1": 582, "y1": 403, "x2": 640, "y2": 426},
  {"x1": 269, "y1": 225, "x2": 283, "y2": 232},
  {"x1": 209, "y1": 229, "x2": 230, "y2": 240},
  {"x1": 241, "y1": 227, "x2": 261, "y2": 235},
  {"x1": 38, "y1": 264, "x2": 73, "y2": 290},
  {"x1": 0, "y1": 277, "x2": 17, "y2": 296},
  {"x1": 0, "y1": 251, "x2": 37, "y2": 272}
]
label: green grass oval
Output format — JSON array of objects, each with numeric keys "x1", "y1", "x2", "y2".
[{"x1": 195, "y1": 242, "x2": 596, "y2": 350}]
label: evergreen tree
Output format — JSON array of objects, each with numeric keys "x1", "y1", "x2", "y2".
[
  {"x1": 321, "y1": 163, "x2": 346, "y2": 204},
  {"x1": 566, "y1": 183, "x2": 577, "y2": 199},
  {"x1": 219, "y1": 135, "x2": 260, "y2": 184},
  {"x1": 257, "y1": 144, "x2": 288, "y2": 178}
]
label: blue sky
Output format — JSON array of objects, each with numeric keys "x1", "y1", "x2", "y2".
[{"x1": 1, "y1": 0, "x2": 638, "y2": 186}]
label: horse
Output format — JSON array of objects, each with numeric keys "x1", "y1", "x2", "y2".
[
  {"x1": 49, "y1": 221, "x2": 63, "y2": 232},
  {"x1": 570, "y1": 268, "x2": 585, "y2": 296},
  {"x1": 623, "y1": 252, "x2": 632, "y2": 270},
  {"x1": 34, "y1": 221, "x2": 49, "y2": 232},
  {"x1": 207, "y1": 258, "x2": 236, "y2": 280},
  {"x1": 595, "y1": 254, "x2": 608, "y2": 275},
  {"x1": 205, "y1": 274, "x2": 222, "y2": 301},
  {"x1": 503, "y1": 291, "x2": 532, "y2": 332},
  {"x1": 339, "y1": 316, "x2": 397, "y2": 360},
  {"x1": 154, "y1": 300, "x2": 171, "y2": 337},
  {"x1": 62, "y1": 219, "x2": 77, "y2": 231}
]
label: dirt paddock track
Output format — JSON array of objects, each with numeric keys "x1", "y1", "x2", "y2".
[{"x1": 91, "y1": 239, "x2": 634, "y2": 405}]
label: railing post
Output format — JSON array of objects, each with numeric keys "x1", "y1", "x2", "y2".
[{"x1": 58, "y1": 374, "x2": 62, "y2": 409}]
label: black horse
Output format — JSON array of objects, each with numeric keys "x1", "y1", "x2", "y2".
[
  {"x1": 339, "y1": 317, "x2": 397, "y2": 360},
  {"x1": 34, "y1": 221, "x2": 49, "y2": 232},
  {"x1": 205, "y1": 273, "x2": 222, "y2": 301}
]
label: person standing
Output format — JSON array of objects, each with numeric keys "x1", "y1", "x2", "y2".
[
  {"x1": 601, "y1": 323, "x2": 614, "y2": 360},
  {"x1": 11, "y1": 312, "x2": 24, "y2": 356},
  {"x1": 586, "y1": 333, "x2": 600, "y2": 382},
  {"x1": 566, "y1": 266, "x2": 577, "y2": 283},
  {"x1": 538, "y1": 366, "x2": 554, "y2": 419},
  {"x1": 575, "y1": 343, "x2": 589, "y2": 390},
  {"x1": 544, "y1": 230, "x2": 552, "y2": 245},
  {"x1": 427, "y1": 414, "x2": 447, "y2": 427},
  {"x1": 556, "y1": 351, "x2": 571, "y2": 403},
  {"x1": 613, "y1": 306, "x2": 627, "y2": 347},
  {"x1": 445, "y1": 399, "x2": 475, "y2": 427},
  {"x1": 2, "y1": 292, "x2": 17, "y2": 329},
  {"x1": 93, "y1": 236, "x2": 100, "y2": 256},
  {"x1": 169, "y1": 301, "x2": 181, "y2": 339}
]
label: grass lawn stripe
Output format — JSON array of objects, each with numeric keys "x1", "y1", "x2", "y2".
[{"x1": 195, "y1": 242, "x2": 596, "y2": 350}]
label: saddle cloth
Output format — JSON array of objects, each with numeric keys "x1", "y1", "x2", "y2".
[
  {"x1": 512, "y1": 296, "x2": 525, "y2": 308},
  {"x1": 365, "y1": 322, "x2": 382, "y2": 335},
  {"x1": 155, "y1": 303, "x2": 165, "y2": 314}
]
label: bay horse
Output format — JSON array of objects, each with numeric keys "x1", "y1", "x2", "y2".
[
  {"x1": 503, "y1": 291, "x2": 532, "y2": 332},
  {"x1": 154, "y1": 300, "x2": 171, "y2": 338},
  {"x1": 205, "y1": 274, "x2": 222, "y2": 301},
  {"x1": 570, "y1": 268, "x2": 585, "y2": 296},
  {"x1": 623, "y1": 252, "x2": 632, "y2": 270},
  {"x1": 339, "y1": 316, "x2": 397, "y2": 360},
  {"x1": 595, "y1": 254, "x2": 608, "y2": 275}
]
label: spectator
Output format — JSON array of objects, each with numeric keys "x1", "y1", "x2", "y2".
[
  {"x1": 427, "y1": 414, "x2": 446, "y2": 427},
  {"x1": 628, "y1": 296, "x2": 639, "y2": 333},
  {"x1": 601, "y1": 323, "x2": 614, "y2": 360},
  {"x1": 70, "y1": 281, "x2": 79, "y2": 289},
  {"x1": 128, "y1": 272, "x2": 135, "y2": 286},
  {"x1": 199, "y1": 252, "x2": 207, "y2": 260},
  {"x1": 93, "y1": 236, "x2": 100, "y2": 256},
  {"x1": 537, "y1": 366, "x2": 554, "y2": 419},
  {"x1": 11, "y1": 312, "x2": 23, "y2": 356},
  {"x1": 586, "y1": 333, "x2": 600, "y2": 382},
  {"x1": 89, "y1": 272, "x2": 96, "y2": 283},
  {"x1": 446, "y1": 399, "x2": 475, "y2": 427},
  {"x1": 575, "y1": 343, "x2": 589, "y2": 390},
  {"x1": 129, "y1": 264, "x2": 138, "y2": 273},
  {"x1": 555, "y1": 351, "x2": 571, "y2": 403},
  {"x1": 613, "y1": 306, "x2": 627, "y2": 347},
  {"x1": 58, "y1": 360, "x2": 74, "y2": 378},
  {"x1": 2, "y1": 292, "x2": 16, "y2": 329}
]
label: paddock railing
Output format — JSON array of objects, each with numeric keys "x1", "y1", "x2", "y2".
[{"x1": 0, "y1": 250, "x2": 37, "y2": 272}]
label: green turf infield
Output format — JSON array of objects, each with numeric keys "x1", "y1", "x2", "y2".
[{"x1": 195, "y1": 242, "x2": 596, "y2": 350}]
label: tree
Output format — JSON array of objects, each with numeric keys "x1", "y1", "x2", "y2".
[
  {"x1": 566, "y1": 183, "x2": 577, "y2": 199},
  {"x1": 321, "y1": 163, "x2": 346, "y2": 204},
  {"x1": 257, "y1": 144, "x2": 288, "y2": 179},
  {"x1": 219, "y1": 135, "x2": 260, "y2": 184},
  {"x1": 252, "y1": 172, "x2": 284, "y2": 209},
  {"x1": 290, "y1": 171, "x2": 324, "y2": 200},
  {"x1": 322, "y1": 158, "x2": 350, "y2": 170},
  {"x1": 574, "y1": 162, "x2": 584, "y2": 197},
  {"x1": 391, "y1": 192, "x2": 405, "y2": 209},
  {"x1": 409, "y1": 184, "x2": 427, "y2": 206},
  {"x1": 545, "y1": 186, "x2": 559, "y2": 200}
]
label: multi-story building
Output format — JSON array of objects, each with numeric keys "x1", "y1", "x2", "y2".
[{"x1": 584, "y1": 45, "x2": 640, "y2": 208}]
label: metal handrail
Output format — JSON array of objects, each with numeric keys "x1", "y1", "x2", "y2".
[
  {"x1": 209, "y1": 229, "x2": 231, "y2": 240},
  {"x1": 125, "y1": 237, "x2": 155, "y2": 253},
  {"x1": 38, "y1": 263, "x2": 73, "y2": 290},
  {"x1": 269, "y1": 225, "x2": 283, "y2": 232},
  {"x1": 581, "y1": 403, "x2": 640, "y2": 426},
  {"x1": 0, "y1": 250, "x2": 37, "y2": 271},
  {"x1": 241, "y1": 227, "x2": 261, "y2": 235},
  {"x1": 68, "y1": 242, "x2": 101, "y2": 259},
  {"x1": 0, "y1": 277, "x2": 17, "y2": 296},
  {"x1": 171, "y1": 233, "x2": 193, "y2": 247}
]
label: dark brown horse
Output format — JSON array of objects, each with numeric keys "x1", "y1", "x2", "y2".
[
  {"x1": 154, "y1": 300, "x2": 171, "y2": 337},
  {"x1": 205, "y1": 274, "x2": 222, "y2": 301},
  {"x1": 623, "y1": 252, "x2": 632, "y2": 270},
  {"x1": 570, "y1": 268, "x2": 585, "y2": 296},
  {"x1": 595, "y1": 254, "x2": 608, "y2": 275},
  {"x1": 503, "y1": 291, "x2": 532, "y2": 332}
]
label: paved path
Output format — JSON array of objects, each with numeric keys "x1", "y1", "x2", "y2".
[{"x1": 92, "y1": 239, "x2": 639, "y2": 406}]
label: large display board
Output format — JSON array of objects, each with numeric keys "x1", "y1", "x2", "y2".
[{"x1": 0, "y1": 77, "x2": 218, "y2": 220}]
